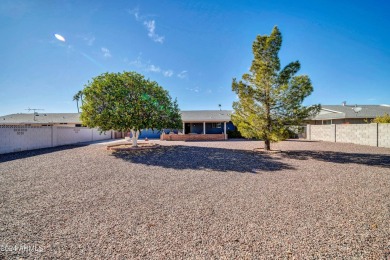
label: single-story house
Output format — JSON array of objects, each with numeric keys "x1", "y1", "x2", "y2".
[
  {"x1": 161, "y1": 110, "x2": 235, "y2": 141},
  {"x1": 306, "y1": 105, "x2": 390, "y2": 125}
]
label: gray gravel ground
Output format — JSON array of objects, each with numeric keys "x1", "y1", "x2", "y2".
[{"x1": 0, "y1": 139, "x2": 389, "y2": 259}]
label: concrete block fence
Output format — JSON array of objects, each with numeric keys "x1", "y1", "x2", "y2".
[
  {"x1": 307, "y1": 123, "x2": 390, "y2": 148},
  {"x1": 0, "y1": 125, "x2": 113, "y2": 154}
]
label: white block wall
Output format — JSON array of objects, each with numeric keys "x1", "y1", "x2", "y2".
[
  {"x1": 378, "y1": 124, "x2": 390, "y2": 148},
  {"x1": 0, "y1": 125, "x2": 52, "y2": 153},
  {"x1": 0, "y1": 126, "x2": 112, "y2": 154},
  {"x1": 56, "y1": 127, "x2": 94, "y2": 146},
  {"x1": 307, "y1": 123, "x2": 390, "y2": 148},
  {"x1": 310, "y1": 125, "x2": 335, "y2": 142},
  {"x1": 336, "y1": 124, "x2": 377, "y2": 147},
  {"x1": 92, "y1": 128, "x2": 112, "y2": 141}
]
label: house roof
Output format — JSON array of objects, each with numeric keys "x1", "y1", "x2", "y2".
[
  {"x1": 0, "y1": 110, "x2": 233, "y2": 124},
  {"x1": 181, "y1": 110, "x2": 232, "y2": 122},
  {"x1": 311, "y1": 105, "x2": 390, "y2": 120},
  {"x1": 0, "y1": 113, "x2": 81, "y2": 124}
]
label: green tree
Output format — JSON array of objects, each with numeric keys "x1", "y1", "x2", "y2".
[
  {"x1": 232, "y1": 26, "x2": 320, "y2": 150},
  {"x1": 79, "y1": 71, "x2": 182, "y2": 146},
  {"x1": 373, "y1": 113, "x2": 390, "y2": 123}
]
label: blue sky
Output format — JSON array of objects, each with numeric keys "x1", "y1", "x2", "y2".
[{"x1": 0, "y1": 0, "x2": 389, "y2": 115}]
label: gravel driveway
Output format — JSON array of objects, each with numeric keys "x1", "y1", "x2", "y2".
[{"x1": 1, "y1": 140, "x2": 389, "y2": 259}]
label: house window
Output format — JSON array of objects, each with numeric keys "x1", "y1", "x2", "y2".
[{"x1": 212, "y1": 123, "x2": 222, "y2": 128}]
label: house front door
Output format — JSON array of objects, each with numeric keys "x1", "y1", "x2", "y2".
[{"x1": 185, "y1": 123, "x2": 191, "y2": 134}]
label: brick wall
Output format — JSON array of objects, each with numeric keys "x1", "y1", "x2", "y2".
[
  {"x1": 307, "y1": 123, "x2": 390, "y2": 148},
  {"x1": 0, "y1": 126, "x2": 112, "y2": 154},
  {"x1": 161, "y1": 133, "x2": 226, "y2": 141}
]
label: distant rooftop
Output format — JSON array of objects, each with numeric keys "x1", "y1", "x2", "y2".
[
  {"x1": 311, "y1": 105, "x2": 390, "y2": 120},
  {"x1": 0, "y1": 113, "x2": 81, "y2": 124},
  {"x1": 181, "y1": 110, "x2": 232, "y2": 122}
]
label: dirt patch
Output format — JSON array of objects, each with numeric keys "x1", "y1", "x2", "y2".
[
  {"x1": 106, "y1": 142, "x2": 160, "y2": 151},
  {"x1": 253, "y1": 147, "x2": 282, "y2": 154}
]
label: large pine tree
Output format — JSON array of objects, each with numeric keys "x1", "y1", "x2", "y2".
[{"x1": 232, "y1": 26, "x2": 320, "y2": 150}]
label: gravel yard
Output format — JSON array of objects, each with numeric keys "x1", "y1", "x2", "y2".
[{"x1": 1, "y1": 140, "x2": 389, "y2": 259}]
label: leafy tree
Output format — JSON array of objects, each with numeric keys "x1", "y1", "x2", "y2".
[
  {"x1": 79, "y1": 71, "x2": 182, "y2": 146},
  {"x1": 232, "y1": 26, "x2": 320, "y2": 150},
  {"x1": 373, "y1": 113, "x2": 390, "y2": 123}
]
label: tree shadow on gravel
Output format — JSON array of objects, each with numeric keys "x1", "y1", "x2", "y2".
[
  {"x1": 0, "y1": 144, "x2": 88, "y2": 163},
  {"x1": 282, "y1": 150, "x2": 390, "y2": 168},
  {"x1": 111, "y1": 145, "x2": 294, "y2": 173}
]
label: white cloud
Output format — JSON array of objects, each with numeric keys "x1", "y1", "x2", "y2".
[
  {"x1": 146, "y1": 64, "x2": 161, "y2": 73},
  {"x1": 129, "y1": 8, "x2": 165, "y2": 43},
  {"x1": 163, "y1": 70, "x2": 173, "y2": 77},
  {"x1": 101, "y1": 47, "x2": 111, "y2": 58},
  {"x1": 187, "y1": 87, "x2": 200, "y2": 93},
  {"x1": 85, "y1": 36, "x2": 95, "y2": 46},
  {"x1": 128, "y1": 8, "x2": 141, "y2": 21},
  {"x1": 126, "y1": 53, "x2": 143, "y2": 67},
  {"x1": 177, "y1": 70, "x2": 188, "y2": 79},
  {"x1": 143, "y1": 20, "x2": 164, "y2": 43},
  {"x1": 126, "y1": 54, "x2": 175, "y2": 77}
]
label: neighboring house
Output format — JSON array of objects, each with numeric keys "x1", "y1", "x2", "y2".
[
  {"x1": 0, "y1": 113, "x2": 113, "y2": 154},
  {"x1": 0, "y1": 110, "x2": 236, "y2": 140},
  {"x1": 306, "y1": 105, "x2": 390, "y2": 125}
]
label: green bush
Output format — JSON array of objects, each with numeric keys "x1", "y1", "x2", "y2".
[
  {"x1": 373, "y1": 113, "x2": 390, "y2": 123},
  {"x1": 227, "y1": 129, "x2": 243, "y2": 138}
]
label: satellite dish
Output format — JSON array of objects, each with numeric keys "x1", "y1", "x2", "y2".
[{"x1": 352, "y1": 107, "x2": 362, "y2": 113}]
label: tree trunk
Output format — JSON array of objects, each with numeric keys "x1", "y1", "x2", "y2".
[
  {"x1": 130, "y1": 129, "x2": 139, "y2": 147},
  {"x1": 264, "y1": 139, "x2": 271, "y2": 151},
  {"x1": 265, "y1": 88, "x2": 271, "y2": 151},
  {"x1": 76, "y1": 101, "x2": 79, "y2": 113}
]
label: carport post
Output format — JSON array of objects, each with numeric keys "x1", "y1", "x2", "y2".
[
  {"x1": 224, "y1": 122, "x2": 227, "y2": 140},
  {"x1": 182, "y1": 122, "x2": 185, "y2": 134},
  {"x1": 203, "y1": 122, "x2": 206, "y2": 134}
]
